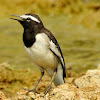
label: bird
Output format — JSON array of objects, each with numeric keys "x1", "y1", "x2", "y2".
[{"x1": 10, "y1": 13, "x2": 66, "y2": 96}]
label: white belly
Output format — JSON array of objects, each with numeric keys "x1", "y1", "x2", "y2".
[{"x1": 24, "y1": 33, "x2": 58, "y2": 69}]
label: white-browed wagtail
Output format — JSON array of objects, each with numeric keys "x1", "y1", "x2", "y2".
[{"x1": 10, "y1": 13, "x2": 66, "y2": 96}]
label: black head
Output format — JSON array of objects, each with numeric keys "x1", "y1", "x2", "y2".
[{"x1": 10, "y1": 13, "x2": 44, "y2": 31}]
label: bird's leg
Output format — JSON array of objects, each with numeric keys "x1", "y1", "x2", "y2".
[
  {"x1": 42, "y1": 70, "x2": 57, "y2": 97},
  {"x1": 26, "y1": 71, "x2": 44, "y2": 95}
]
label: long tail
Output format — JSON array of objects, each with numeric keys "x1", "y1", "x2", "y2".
[{"x1": 53, "y1": 64, "x2": 65, "y2": 86}]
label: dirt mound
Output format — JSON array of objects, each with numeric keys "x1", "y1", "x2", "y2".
[
  {"x1": 1, "y1": 63, "x2": 100, "y2": 99},
  {"x1": 0, "y1": 65, "x2": 99, "y2": 100},
  {"x1": 14, "y1": 82, "x2": 100, "y2": 100},
  {"x1": 0, "y1": 91, "x2": 9, "y2": 100}
]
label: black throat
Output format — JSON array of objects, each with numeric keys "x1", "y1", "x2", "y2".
[
  {"x1": 22, "y1": 18, "x2": 44, "y2": 48},
  {"x1": 23, "y1": 28, "x2": 36, "y2": 48},
  {"x1": 23, "y1": 25, "x2": 44, "y2": 48}
]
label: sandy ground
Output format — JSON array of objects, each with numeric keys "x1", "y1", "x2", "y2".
[{"x1": 1, "y1": 64, "x2": 100, "y2": 100}]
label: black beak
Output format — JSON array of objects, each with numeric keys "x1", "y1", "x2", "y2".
[{"x1": 10, "y1": 14, "x2": 23, "y2": 21}]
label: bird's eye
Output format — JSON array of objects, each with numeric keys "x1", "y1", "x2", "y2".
[{"x1": 26, "y1": 18, "x2": 30, "y2": 22}]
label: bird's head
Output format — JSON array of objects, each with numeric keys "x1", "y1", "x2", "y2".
[{"x1": 10, "y1": 13, "x2": 44, "y2": 30}]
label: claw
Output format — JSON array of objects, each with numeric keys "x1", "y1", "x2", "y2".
[
  {"x1": 26, "y1": 89, "x2": 37, "y2": 95},
  {"x1": 41, "y1": 87, "x2": 50, "y2": 97}
]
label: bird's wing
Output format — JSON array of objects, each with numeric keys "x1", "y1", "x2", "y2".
[
  {"x1": 44, "y1": 29, "x2": 66, "y2": 78},
  {"x1": 50, "y1": 40, "x2": 64, "y2": 66}
]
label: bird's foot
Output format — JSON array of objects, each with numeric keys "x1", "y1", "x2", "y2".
[
  {"x1": 41, "y1": 87, "x2": 50, "y2": 97},
  {"x1": 26, "y1": 89, "x2": 38, "y2": 95}
]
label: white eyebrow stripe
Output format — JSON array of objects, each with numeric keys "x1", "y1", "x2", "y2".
[{"x1": 20, "y1": 15, "x2": 40, "y2": 23}]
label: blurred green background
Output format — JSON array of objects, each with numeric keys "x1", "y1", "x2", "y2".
[{"x1": 0, "y1": 0, "x2": 100, "y2": 97}]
